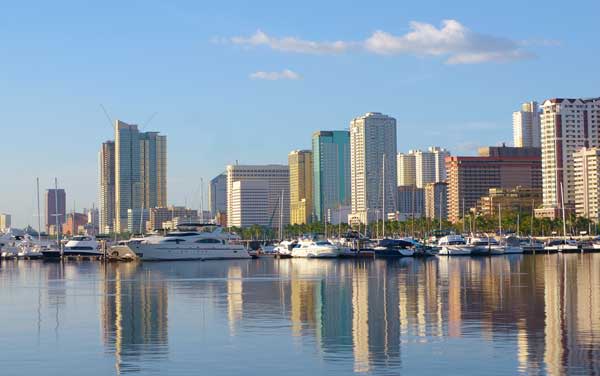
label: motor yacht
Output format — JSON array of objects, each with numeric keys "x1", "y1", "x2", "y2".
[
  {"x1": 291, "y1": 239, "x2": 339, "y2": 258},
  {"x1": 125, "y1": 223, "x2": 251, "y2": 261},
  {"x1": 373, "y1": 238, "x2": 415, "y2": 257},
  {"x1": 467, "y1": 236, "x2": 505, "y2": 256},
  {"x1": 41, "y1": 235, "x2": 102, "y2": 258},
  {"x1": 501, "y1": 236, "x2": 524, "y2": 254},
  {"x1": 274, "y1": 240, "x2": 297, "y2": 256},
  {"x1": 544, "y1": 239, "x2": 579, "y2": 253},
  {"x1": 437, "y1": 235, "x2": 474, "y2": 256}
]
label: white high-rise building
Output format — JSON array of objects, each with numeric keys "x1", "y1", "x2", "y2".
[
  {"x1": 349, "y1": 112, "x2": 397, "y2": 223},
  {"x1": 228, "y1": 180, "x2": 270, "y2": 227},
  {"x1": 540, "y1": 98, "x2": 600, "y2": 212},
  {"x1": 574, "y1": 148, "x2": 600, "y2": 222},
  {"x1": 226, "y1": 164, "x2": 289, "y2": 227},
  {"x1": 99, "y1": 141, "x2": 115, "y2": 234},
  {"x1": 398, "y1": 147, "x2": 449, "y2": 188},
  {"x1": 513, "y1": 101, "x2": 541, "y2": 148},
  {"x1": 397, "y1": 151, "x2": 416, "y2": 186}
]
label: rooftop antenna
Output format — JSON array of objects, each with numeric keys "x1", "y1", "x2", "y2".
[{"x1": 142, "y1": 112, "x2": 158, "y2": 130}]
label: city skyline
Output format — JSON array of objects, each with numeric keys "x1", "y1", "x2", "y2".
[{"x1": 2, "y1": 0, "x2": 600, "y2": 227}]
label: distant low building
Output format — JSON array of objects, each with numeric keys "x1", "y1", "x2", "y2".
[
  {"x1": 0, "y1": 213, "x2": 11, "y2": 232},
  {"x1": 424, "y1": 182, "x2": 447, "y2": 220},
  {"x1": 148, "y1": 206, "x2": 198, "y2": 231},
  {"x1": 475, "y1": 186, "x2": 542, "y2": 217},
  {"x1": 62, "y1": 212, "x2": 88, "y2": 236},
  {"x1": 397, "y1": 185, "x2": 424, "y2": 219}
]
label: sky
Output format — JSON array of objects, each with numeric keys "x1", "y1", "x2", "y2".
[{"x1": 1, "y1": 0, "x2": 599, "y2": 227}]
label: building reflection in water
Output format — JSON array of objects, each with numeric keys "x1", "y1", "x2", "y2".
[
  {"x1": 227, "y1": 265, "x2": 243, "y2": 336},
  {"x1": 101, "y1": 263, "x2": 168, "y2": 374}
]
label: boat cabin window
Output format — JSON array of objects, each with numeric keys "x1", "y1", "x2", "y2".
[
  {"x1": 316, "y1": 241, "x2": 331, "y2": 246},
  {"x1": 164, "y1": 239, "x2": 185, "y2": 243},
  {"x1": 72, "y1": 236, "x2": 91, "y2": 241},
  {"x1": 195, "y1": 238, "x2": 221, "y2": 244},
  {"x1": 165, "y1": 232, "x2": 198, "y2": 237}
]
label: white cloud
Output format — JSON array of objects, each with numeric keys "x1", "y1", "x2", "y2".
[
  {"x1": 229, "y1": 20, "x2": 538, "y2": 64},
  {"x1": 249, "y1": 69, "x2": 301, "y2": 80},
  {"x1": 232, "y1": 30, "x2": 351, "y2": 54}
]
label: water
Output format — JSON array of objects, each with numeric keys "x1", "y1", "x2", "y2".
[{"x1": 1, "y1": 255, "x2": 600, "y2": 375}]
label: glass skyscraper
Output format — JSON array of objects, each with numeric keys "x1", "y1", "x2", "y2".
[{"x1": 312, "y1": 130, "x2": 350, "y2": 222}]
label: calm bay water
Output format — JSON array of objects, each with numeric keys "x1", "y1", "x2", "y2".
[{"x1": 1, "y1": 255, "x2": 600, "y2": 375}]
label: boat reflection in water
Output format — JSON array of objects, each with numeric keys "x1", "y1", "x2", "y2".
[{"x1": 3, "y1": 254, "x2": 600, "y2": 374}]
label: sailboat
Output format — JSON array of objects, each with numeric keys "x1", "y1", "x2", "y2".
[{"x1": 545, "y1": 183, "x2": 579, "y2": 252}]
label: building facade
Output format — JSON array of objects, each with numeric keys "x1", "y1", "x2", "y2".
[
  {"x1": 148, "y1": 206, "x2": 198, "y2": 231},
  {"x1": 513, "y1": 101, "x2": 541, "y2": 148},
  {"x1": 540, "y1": 98, "x2": 600, "y2": 214},
  {"x1": 45, "y1": 188, "x2": 66, "y2": 232},
  {"x1": 397, "y1": 151, "x2": 416, "y2": 187},
  {"x1": 312, "y1": 130, "x2": 350, "y2": 222},
  {"x1": 99, "y1": 141, "x2": 116, "y2": 234},
  {"x1": 62, "y1": 212, "x2": 88, "y2": 236},
  {"x1": 350, "y1": 112, "x2": 397, "y2": 223},
  {"x1": 475, "y1": 186, "x2": 542, "y2": 217},
  {"x1": 226, "y1": 164, "x2": 290, "y2": 228},
  {"x1": 228, "y1": 180, "x2": 270, "y2": 228},
  {"x1": 424, "y1": 182, "x2": 448, "y2": 220},
  {"x1": 574, "y1": 148, "x2": 600, "y2": 222},
  {"x1": 209, "y1": 173, "x2": 227, "y2": 218},
  {"x1": 288, "y1": 150, "x2": 313, "y2": 225},
  {"x1": 446, "y1": 146, "x2": 542, "y2": 222},
  {"x1": 397, "y1": 186, "x2": 424, "y2": 218},
  {"x1": 139, "y1": 132, "x2": 168, "y2": 210}
]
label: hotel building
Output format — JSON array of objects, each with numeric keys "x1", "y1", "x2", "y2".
[{"x1": 446, "y1": 146, "x2": 541, "y2": 222}]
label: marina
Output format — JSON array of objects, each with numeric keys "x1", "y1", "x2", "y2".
[{"x1": 2, "y1": 254, "x2": 600, "y2": 375}]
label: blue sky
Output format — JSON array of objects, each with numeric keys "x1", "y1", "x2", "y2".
[{"x1": 1, "y1": 0, "x2": 599, "y2": 227}]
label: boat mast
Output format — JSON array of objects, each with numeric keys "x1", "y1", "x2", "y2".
[
  {"x1": 438, "y1": 188, "x2": 442, "y2": 231},
  {"x1": 54, "y1": 177, "x2": 62, "y2": 256},
  {"x1": 36, "y1": 177, "x2": 42, "y2": 243},
  {"x1": 498, "y1": 203, "x2": 502, "y2": 238},
  {"x1": 560, "y1": 182, "x2": 567, "y2": 241},
  {"x1": 382, "y1": 154, "x2": 386, "y2": 239},
  {"x1": 279, "y1": 189, "x2": 283, "y2": 241}
]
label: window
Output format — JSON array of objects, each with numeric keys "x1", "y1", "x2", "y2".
[{"x1": 195, "y1": 238, "x2": 221, "y2": 244}]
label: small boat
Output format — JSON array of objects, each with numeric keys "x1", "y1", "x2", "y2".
[
  {"x1": 502, "y1": 236, "x2": 524, "y2": 254},
  {"x1": 17, "y1": 245, "x2": 44, "y2": 259},
  {"x1": 544, "y1": 239, "x2": 579, "y2": 253},
  {"x1": 274, "y1": 240, "x2": 296, "y2": 257},
  {"x1": 373, "y1": 238, "x2": 415, "y2": 257},
  {"x1": 437, "y1": 235, "x2": 474, "y2": 256},
  {"x1": 291, "y1": 239, "x2": 339, "y2": 258}
]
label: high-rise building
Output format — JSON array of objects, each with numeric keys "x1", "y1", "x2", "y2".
[
  {"x1": 430, "y1": 146, "x2": 451, "y2": 182},
  {"x1": 0, "y1": 213, "x2": 11, "y2": 231},
  {"x1": 513, "y1": 101, "x2": 541, "y2": 148},
  {"x1": 226, "y1": 164, "x2": 290, "y2": 227},
  {"x1": 475, "y1": 187, "x2": 542, "y2": 217},
  {"x1": 397, "y1": 151, "x2": 416, "y2": 186},
  {"x1": 424, "y1": 182, "x2": 448, "y2": 220},
  {"x1": 45, "y1": 188, "x2": 66, "y2": 232},
  {"x1": 114, "y1": 120, "x2": 167, "y2": 233},
  {"x1": 289, "y1": 150, "x2": 313, "y2": 225},
  {"x1": 540, "y1": 98, "x2": 600, "y2": 216},
  {"x1": 127, "y1": 208, "x2": 150, "y2": 234},
  {"x1": 574, "y1": 148, "x2": 600, "y2": 222},
  {"x1": 446, "y1": 146, "x2": 541, "y2": 222},
  {"x1": 209, "y1": 173, "x2": 227, "y2": 217},
  {"x1": 312, "y1": 131, "x2": 350, "y2": 222},
  {"x1": 228, "y1": 180, "x2": 270, "y2": 227},
  {"x1": 99, "y1": 141, "x2": 116, "y2": 234},
  {"x1": 349, "y1": 112, "x2": 397, "y2": 223},
  {"x1": 139, "y1": 132, "x2": 168, "y2": 210}
]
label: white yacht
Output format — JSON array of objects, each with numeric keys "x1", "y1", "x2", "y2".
[
  {"x1": 125, "y1": 224, "x2": 251, "y2": 261},
  {"x1": 544, "y1": 239, "x2": 579, "y2": 253},
  {"x1": 41, "y1": 236, "x2": 102, "y2": 258},
  {"x1": 291, "y1": 239, "x2": 339, "y2": 258},
  {"x1": 467, "y1": 236, "x2": 505, "y2": 256},
  {"x1": 437, "y1": 235, "x2": 474, "y2": 256},
  {"x1": 274, "y1": 240, "x2": 297, "y2": 256}
]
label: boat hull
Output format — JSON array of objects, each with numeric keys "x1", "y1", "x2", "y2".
[
  {"x1": 438, "y1": 246, "x2": 473, "y2": 256},
  {"x1": 130, "y1": 244, "x2": 251, "y2": 261}
]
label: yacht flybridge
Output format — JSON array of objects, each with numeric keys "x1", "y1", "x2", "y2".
[{"x1": 124, "y1": 223, "x2": 251, "y2": 261}]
